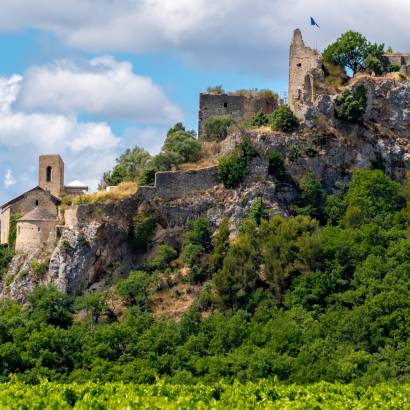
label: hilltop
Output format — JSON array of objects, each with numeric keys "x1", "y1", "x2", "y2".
[{"x1": 0, "y1": 29, "x2": 409, "y2": 387}]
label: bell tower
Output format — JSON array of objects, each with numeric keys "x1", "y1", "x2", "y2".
[{"x1": 38, "y1": 154, "x2": 64, "y2": 197}]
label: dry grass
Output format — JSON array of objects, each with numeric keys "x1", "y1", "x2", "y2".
[
  {"x1": 178, "y1": 141, "x2": 222, "y2": 170},
  {"x1": 74, "y1": 181, "x2": 138, "y2": 205},
  {"x1": 151, "y1": 282, "x2": 202, "y2": 320}
]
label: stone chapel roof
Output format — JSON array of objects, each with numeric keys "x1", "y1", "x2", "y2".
[
  {"x1": 0, "y1": 186, "x2": 61, "y2": 210},
  {"x1": 19, "y1": 207, "x2": 58, "y2": 222}
]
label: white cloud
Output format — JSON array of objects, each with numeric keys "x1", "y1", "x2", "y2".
[
  {"x1": 0, "y1": 0, "x2": 410, "y2": 74},
  {"x1": 4, "y1": 169, "x2": 16, "y2": 188},
  {"x1": 0, "y1": 67, "x2": 172, "y2": 204},
  {"x1": 16, "y1": 56, "x2": 182, "y2": 124}
]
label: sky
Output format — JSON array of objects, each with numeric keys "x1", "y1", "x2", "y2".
[{"x1": 0, "y1": 0, "x2": 410, "y2": 204}]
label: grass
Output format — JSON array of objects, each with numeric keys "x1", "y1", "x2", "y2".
[{"x1": 74, "y1": 182, "x2": 138, "y2": 205}]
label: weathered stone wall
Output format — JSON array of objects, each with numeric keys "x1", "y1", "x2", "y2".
[
  {"x1": 383, "y1": 53, "x2": 410, "y2": 75},
  {"x1": 39, "y1": 155, "x2": 64, "y2": 197},
  {"x1": 0, "y1": 207, "x2": 10, "y2": 244},
  {"x1": 155, "y1": 167, "x2": 218, "y2": 199},
  {"x1": 198, "y1": 93, "x2": 276, "y2": 139},
  {"x1": 15, "y1": 220, "x2": 57, "y2": 253},
  {"x1": 288, "y1": 29, "x2": 322, "y2": 119},
  {"x1": 1, "y1": 188, "x2": 59, "y2": 245}
]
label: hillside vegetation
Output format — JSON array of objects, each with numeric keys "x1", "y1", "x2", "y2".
[{"x1": 0, "y1": 168, "x2": 409, "y2": 386}]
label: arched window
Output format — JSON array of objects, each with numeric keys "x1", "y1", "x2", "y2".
[
  {"x1": 46, "y1": 166, "x2": 52, "y2": 182},
  {"x1": 35, "y1": 200, "x2": 39, "y2": 206}
]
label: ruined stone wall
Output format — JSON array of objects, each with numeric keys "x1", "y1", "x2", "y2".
[
  {"x1": 198, "y1": 93, "x2": 276, "y2": 139},
  {"x1": 155, "y1": 167, "x2": 218, "y2": 199},
  {"x1": 383, "y1": 53, "x2": 410, "y2": 75},
  {"x1": 288, "y1": 29, "x2": 322, "y2": 119}
]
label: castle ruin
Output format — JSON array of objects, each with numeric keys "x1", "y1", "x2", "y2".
[{"x1": 288, "y1": 29, "x2": 323, "y2": 120}]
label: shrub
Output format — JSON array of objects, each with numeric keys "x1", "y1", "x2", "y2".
[
  {"x1": 217, "y1": 138, "x2": 257, "y2": 189},
  {"x1": 151, "y1": 245, "x2": 178, "y2": 270},
  {"x1": 204, "y1": 115, "x2": 234, "y2": 141},
  {"x1": 0, "y1": 245, "x2": 14, "y2": 281},
  {"x1": 130, "y1": 214, "x2": 157, "y2": 253},
  {"x1": 268, "y1": 150, "x2": 287, "y2": 181},
  {"x1": 335, "y1": 85, "x2": 367, "y2": 123},
  {"x1": 206, "y1": 85, "x2": 225, "y2": 95},
  {"x1": 116, "y1": 271, "x2": 150, "y2": 308},
  {"x1": 304, "y1": 146, "x2": 318, "y2": 157},
  {"x1": 270, "y1": 105, "x2": 298, "y2": 132},
  {"x1": 389, "y1": 63, "x2": 401, "y2": 73},
  {"x1": 289, "y1": 145, "x2": 302, "y2": 161},
  {"x1": 248, "y1": 110, "x2": 269, "y2": 127}
]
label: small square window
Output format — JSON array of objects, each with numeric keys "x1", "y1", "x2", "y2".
[
  {"x1": 297, "y1": 63, "x2": 302, "y2": 68},
  {"x1": 224, "y1": 102, "x2": 228, "y2": 108}
]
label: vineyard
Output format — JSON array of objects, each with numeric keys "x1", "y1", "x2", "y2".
[{"x1": 0, "y1": 381, "x2": 408, "y2": 409}]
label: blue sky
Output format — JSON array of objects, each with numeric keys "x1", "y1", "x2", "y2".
[{"x1": 0, "y1": 0, "x2": 409, "y2": 204}]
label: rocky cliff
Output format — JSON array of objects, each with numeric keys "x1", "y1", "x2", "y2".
[{"x1": 1, "y1": 75, "x2": 410, "y2": 302}]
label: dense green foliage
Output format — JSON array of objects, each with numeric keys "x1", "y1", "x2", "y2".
[
  {"x1": 247, "y1": 110, "x2": 270, "y2": 127},
  {"x1": 335, "y1": 85, "x2": 367, "y2": 123},
  {"x1": 0, "y1": 381, "x2": 407, "y2": 409},
  {"x1": 323, "y1": 31, "x2": 384, "y2": 75},
  {"x1": 103, "y1": 146, "x2": 152, "y2": 186},
  {"x1": 103, "y1": 123, "x2": 200, "y2": 186},
  {"x1": 129, "y1": 213, "x2": 157, "y2": 252},
  {"x1": 0, "y1": 169, "x2": 409, "y2": 388},
  {"x1": 270, "y1": 105, "x2": 298, "y2": 132},
  {"x1": 217, "y1": 138, "x2": 257, "y2": 188},
  {"x1": 0, "y1": 245, "x2": 14, "y2": 281},
  {"x1": 204, "y1": 115, "x2": 234, "y2": 141}
]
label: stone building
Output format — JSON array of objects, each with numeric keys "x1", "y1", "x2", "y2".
[
  {"x1": 288, "y1": 29, "x2": 323, "y2": 120},
  {"x1": 198, "y1": 93, "x2": 277, "y2": 139},
  {"x1": 383, "y1": 53, "x2": 410, "y2": 75},
  {"x1": 1, "y1": 155, "x2": 88, "y2": 252}
]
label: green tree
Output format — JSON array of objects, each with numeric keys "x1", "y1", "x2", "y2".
[
  {"x1": 116, "y1": 271, "x2": 150, "y2": 308},
  {"x1": 213, "y1": 220, "x2": 259, "y2": 309},
  {"x1": 209, "y1": 218, "x2": 230, "y2": 273},
  {"x1": 27, "y1": 286, "x2": 73, "y2": 328},
  {"x1": 295, "y1": 173, "x2": 325, "y2": 221},
  {"x1": 270, "y1": 105, "x2": 298, "y2": 132},
  {"x1": 163, "y1": 131, "x2": 201, "y2": 164},
  {"x1": 342, "y1": 169, "x2": 404, "y2": 227},
  {"x1": 74, "y1": 292, "x2": 108, "y2": 328},
  {"x1": 323, "y1": 31, "x2": 384, "y2": 75},
  {"x1": 260, "y1": 216, "x2": 321, "y2": 300}
]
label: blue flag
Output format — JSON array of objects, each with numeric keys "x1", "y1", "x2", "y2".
[{"x1": 310, "y1": 17, "x2": 320, "y2": 28}]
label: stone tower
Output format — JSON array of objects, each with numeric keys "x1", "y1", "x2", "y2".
[
  {"x1": 38, "y1": 155, "x2": 64, "y2": 197},
  {"x1": 288, "y1": 29, "x2": 322, "y2": 119}
]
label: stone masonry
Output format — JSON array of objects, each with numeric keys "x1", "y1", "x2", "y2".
[
  {"x1": 198, "y1": 93, "x2": 277, "y2": 139},
  {"x1": 288, "y1": 29, "x2": 322, "y2": 120}
]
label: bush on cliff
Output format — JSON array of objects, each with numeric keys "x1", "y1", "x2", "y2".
[
  {"x1": 268, "y1": 150, "x2": 287, "y2": 181},
  {"x1": 248, "y1": 110, "x2": 270, "y2": 127},
  {"x1": 270, "y1": 105, "x2": 298, "y2": 133},
  {"x1": 335, "y1": 85, "x2": 367, "y2": 123},
  {"x1": 204, "y1": 115, "x2": 234, "y2": 141},
  {"x1": 217, "y1": 138, "x2": 257, "y2": 189},
  {"x1": 116, "y1": 271, "x2": 150, "y2": 308}
]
